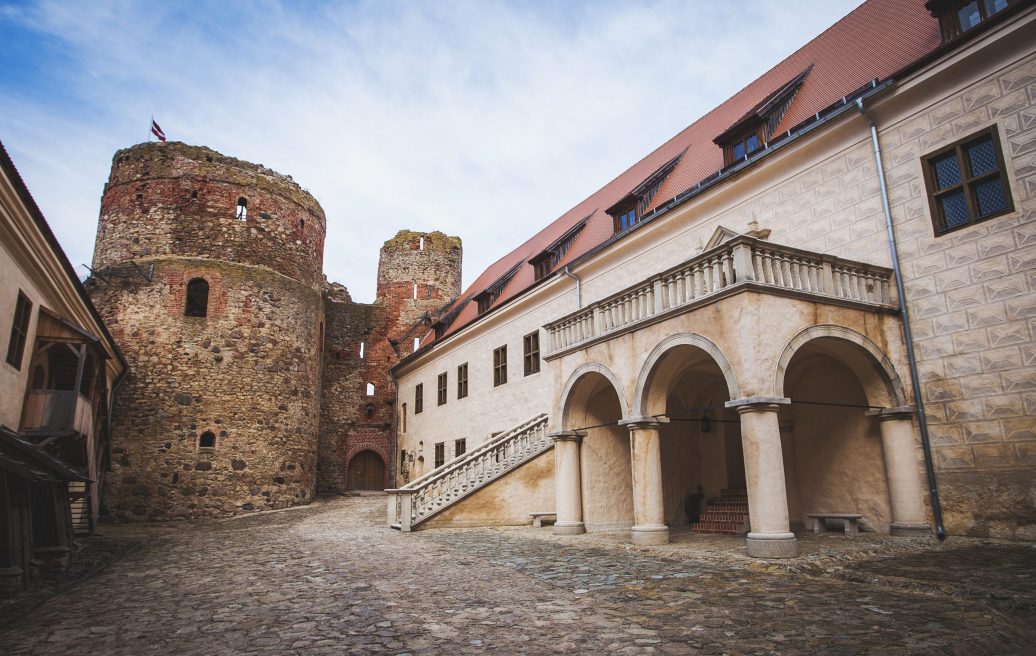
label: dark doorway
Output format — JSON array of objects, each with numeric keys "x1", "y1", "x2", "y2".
[{"x1": 347, "y1": 451, "x2": 385, "y2": 491}]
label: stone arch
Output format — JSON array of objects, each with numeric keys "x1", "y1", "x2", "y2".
[
  {"x1": 633, "y1": 333, "x2": 739, "y2": 417},
  {"x1": 775, "y1": 325, "x2": 907, "y2": 408},
  {"x1": 347, "y1": 449, "x2": 386, "y2": 491},
  {"x1": 557, "y1": 362, "x2": 629, "y2": 430}
]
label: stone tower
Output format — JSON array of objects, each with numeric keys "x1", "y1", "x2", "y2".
[
  {"x1": 377, "y1": 230, "x2": 463, "y2": 339},
  {"x1": 87, "y1": 142, "x2": 326, "y2": 520}
]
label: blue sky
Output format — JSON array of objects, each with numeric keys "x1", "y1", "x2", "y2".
[{"x1": 1, "y1": 0, "x2": 863, "y2": 302}]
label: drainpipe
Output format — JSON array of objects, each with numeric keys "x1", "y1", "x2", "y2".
[
  {"x1": 562, "y1": 266, "x2": 582, "y2": 308},
  {"x1": 855, "y1": 97, "x2": 946, "y2": 541}
]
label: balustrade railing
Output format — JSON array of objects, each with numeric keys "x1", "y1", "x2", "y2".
[
  {"x1": 387, "y1": 414, "x2": 551, "y2": 531},
  {"x1": 545, "y1": 236, "x2": 895, "y2": 355}
]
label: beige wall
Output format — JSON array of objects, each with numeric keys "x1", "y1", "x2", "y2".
[
  {"x1": 0, "y1": 237, "x2": 43, "y2": 429},
  {"x1": 396, "y1": 12, "x2": 1036, "y2": 537}
]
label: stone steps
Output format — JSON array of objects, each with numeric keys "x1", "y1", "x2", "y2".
[{"x1": 690, "y1": 488, "x2": 748, "y2": 536}]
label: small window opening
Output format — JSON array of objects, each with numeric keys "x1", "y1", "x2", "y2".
[
  {"x1": 419, "y1": 237, "x2": 425, "y2": 250},
  {"x1": 236, "y1": 197, "x2": 248, "y2": 220},
  {"x1": 413, "y1": 282, "x2": 418, "y2": 300},
  {"x1": 300, "y1": 219, "x2": 305, "y2": 230},
  {"x1": 190, "y1": 190, "x2": 198, "y2": 199},
  {"x1": 199, "y1": 431, "x2": 216, "y2": 449},
  {"x1": 359, "y1": 340, "x2": 366, "y2": 359},
  {"x1": 184, "y1": 278, "x2": 209, "y2": 317},
  {"x1": 413, "y1": 337, "x2": 420, "y2": 352},
  {"x1": 365, "y1": 403, "x2": 374, "y2": 420},
  {"x1": 366, "y1": 382, "x2": 375, "y2": 396}
]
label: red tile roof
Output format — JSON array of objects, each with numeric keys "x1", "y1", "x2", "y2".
[{"x1": 425, "y1": 0, "x2": 942, "y2": 347}]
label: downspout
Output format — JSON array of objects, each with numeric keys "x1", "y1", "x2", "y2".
[
  {"x1": 562, "y1": 266, "x2": 582, "y2": 308},
  {"x1": 855, "y1": 97, "x2": 946, "y2": 541}
]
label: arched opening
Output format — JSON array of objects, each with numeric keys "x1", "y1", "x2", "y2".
[
  {"x1": 236, "y1": 197, "x2": 248, "y2": 220},
  {"x1": 637, "y1": 339, "x2": 738, "y2": 533},
  {"x1": 780, "y1": 335, "x2": 900, "y2": 533},
  {"x1": 347, "y1": 450, "x2": 385, "y2": 491},
  {"x1": 562, "y1": 369, "x2": 631, "y2": 532},
  {"x1": 184, "y1": 278, "x2": 209, "y2": 317},
  {"x1": 365, "y1": 382, "x2": 375, "y2": 396},
  {"x1": 198, "y1": 431, "x2": 216, "y2": 449}
]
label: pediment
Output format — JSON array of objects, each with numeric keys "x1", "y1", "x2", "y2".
[{"x1": 704, "y1": 226, "x2": 740, "y2": 251}]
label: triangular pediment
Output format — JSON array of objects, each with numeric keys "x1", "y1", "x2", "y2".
[{"x1": 705, "y1": 226, "x2": 740, "y2": 250}]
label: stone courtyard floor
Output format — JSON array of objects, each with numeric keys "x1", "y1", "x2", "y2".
[{"x1": 1, "y1": 495, "x2": 1034, "y2": 655}]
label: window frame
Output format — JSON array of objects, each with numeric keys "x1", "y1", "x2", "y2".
[
  {"x1": 932, "y1": 0, "x2": 1016, "y2": 41},
  {"x1": 493, "y1": 345, "x2": 507, "y2": 387},
  {"x1": 523, "y1": 331, "x2": 540, "y2": 376},
  {"x1": 434, "y1": 442, "x2": 445, "y2": 468},
  {"x1": 921, "y1": 125, "x2": 1014, "y2": 236},
  {"x1": 457, "y1": 363, "x2": 468, "y2": 399},
  {"x1": 455, "y1": 438, "x2": 466, "y2": 458},
  {"x1": 415, "y1": 383, "x2": 423, "y2": 414},
  {"x1": 5, "y1": 290, "x2": 32, "y2": 370},
  {"x1": 437, "y1": 372, "x2": 447, "y2": 406}
]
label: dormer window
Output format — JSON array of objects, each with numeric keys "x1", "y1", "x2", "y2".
[
  {"x1": 927, "y1": 0, "x2": 1014, "y2": 41},
  {"x1": 474, "y1": 261, "x2": 523, "y2": 315},
  {"x1": 529, "y1": 216, "x2": 589, "y2": 280},
  {"x1": 715, "y1": 65, "x2": 811, "y2": 167},
  {"x1": 607, "y1": 152, "x2": 683, "y2": 234}
]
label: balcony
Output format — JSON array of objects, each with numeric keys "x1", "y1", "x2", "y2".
[
  {"x1": 544, "y1": 235, "x2": 897, "y2": 358},
  {"x1": 21, "y1": 390, "x2": 95, "y2": 438}
]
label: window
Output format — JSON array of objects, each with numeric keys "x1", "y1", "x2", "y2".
[
  {"x1": 930, "y1": 0, "x2": 1015, "y2": 41},
  {"x1": 434, "y1": 442, "x2": 445, "y2": 468},
  {"x1": 401, "y1": 403, "x2": 407, "y2": 432},
  {"x1": 5, "y1": 291, "x2": 32, "y2": 370},
  {"x1": 715, "y1": 66, "x2": 810, "y2": 167},
  {"x1": 185, "y1": 278, "x2": 209, "y2": 317},
  {"x1": 413, "y1": 337, "x2": 420, "y2": 352},
  {"x1": 607, "y1": 153, "x2": 683, "y2": 234},
  {"x1": 493, "y1": 345, "x2": 507, "y2": 386},
  {"x1": 365, "y1": 403, "x2": 374, "y2": 419},
  {"x1": 413, "y1": 282, "x2": 418, "y2": 300},
  {"x1": 236, "y1": 197, "x2": 248, "y2": 220},
  {"x1": 366, "y1": 382, "x2": 375, "y2": 396},
  {"x1": 725, "y1": 128, "x2": 763, "y2": 163},
  {"x1": 523, "y1": 331, "x2": 540, "y2": 376},
  {"x1": 529, "y1": 217, "x2": 589, "y2": 280},
  {"x1": 475, "y1": 261, "x2": 523, "y2": 315},
  {"x1": 437, "y1": 372, "x2": 447, "y2": 406},
  {"x1": 199, "y1": 431, "x2": 216, "y2": 449},
  {"x1": 415, "y1": 383, "x2": 423, "y2": 414},
  {"x1": 455, "y1": 439, "x2": 466, "y2": 457},
  {"x1": 922, "y1": 126, "x2": 1013, "y2": 235},
  {"x1": 359, "y1": 340, "x2": 366, "y2": 359},
  {"x1": 457, "y1": 363, "x2": 468, "y2": 399},
  {"x1": 419, "y1": 237, "x2": 425, "y2": 250}
]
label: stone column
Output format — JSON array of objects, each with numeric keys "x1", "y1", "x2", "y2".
[
  {"x1": 618, "y1": 416, "x2": 670, "y2": 546},
  {"x1": 726, "y1": 397, "x2": 797, "y2": 558},
  {"x1": 549, "y1": 431, "x2": 586, "y2": 535},
  {"x1": 869, "y1": 407, "x2": 930, "y2": 537}
]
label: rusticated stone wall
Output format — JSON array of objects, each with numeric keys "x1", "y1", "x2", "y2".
[
  {"x1": 377, "y1": 230, "x2": 462, "y2": 344},
  {"x1": 88, "y1": 142, "x2": 326, "y2": 520}
]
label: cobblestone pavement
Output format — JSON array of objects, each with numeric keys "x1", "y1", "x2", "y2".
[{"x1": 2, "y1": 496, "x2": 1034, "y2": 655}]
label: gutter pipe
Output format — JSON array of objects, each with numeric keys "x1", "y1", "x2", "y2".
[
  {"x1": 562, "y1": 266, "x2": 582, "y2": 308},
  {"x1": 855, "y1": 97, "x2": 946, "y2": 542}
]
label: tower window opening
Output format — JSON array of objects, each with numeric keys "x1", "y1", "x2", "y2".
[
  {"x1": 236, "y1": 197, "x2": 248, "y2": 220},
  {"x1": 419, "y1": 237, "x2": 425, "y2": 250},
  {"x1": 184, "y1": 278, "x2": 209, "y2": 317},
  {"x1": 199, "y1": 431, "x2": 216, "y2": 449},
  {"x1": 359, "y1": 340, "x2": 366, "y2": 359},
  {"x1": 413, "y1": 282, "x2": 418, "y2": 300},
  {"x1": 365, "y1": 403, "x2": 374, "y2": 420},
  {"x1": 413, "y1": 337, "x2": 420, "y2": 352},
  {"x1": 300, "y1": 219, "x2": 305, "y2": 230},
  {"x1": 366, "y1": 382, "x2": 375, "y2": 396}
]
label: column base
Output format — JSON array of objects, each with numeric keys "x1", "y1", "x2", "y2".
[
  {"x1": 553, "y1": 521, "x2": 585, "y2": 535},
  {"x1": 745, "y1": 532, "x2": 797, "y2": 558},
  {"x1": 890, "y1": 522, "x2": 931, "y2": 538},
  {"x1": 630, "y1": 525, "x2": 670, "y2": 545}
]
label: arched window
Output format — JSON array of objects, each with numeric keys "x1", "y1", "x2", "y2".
[
  {"x1": 365, "y1": 382, "x2": 375, "y2": 396},
  {"x1": 199, "y1": 431, "x2": 216, "y2": 449},
  {"x1": 185, "y1": 278, "x2": 209, "y2": 317},
  {"x1": 236, "y1": 197, "x2": 248, "y2": 220},
  {"x1": 365, "y1": 403, "x2": 374, "y2": 419},
  {"x1": 419, "y1": 237, "x2": 425, "y2": 250}
]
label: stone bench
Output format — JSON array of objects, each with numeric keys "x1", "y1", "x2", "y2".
[
  {"x1": 807, "y1": 513, "x2": 864, "y2": 536},
  {"x1": 530, "y1": 512, "x2": 557, "y2": 528}
]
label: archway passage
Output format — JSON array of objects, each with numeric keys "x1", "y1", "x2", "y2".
[
  {"x1": 639, "y1": 342, "x2": 738, "y2": 534},
  {"x1": 561, "y1": 370, "x2": 632, "y2": 532},
  {"x1": 347, "y1": 451, "x2": 385, "y2": 491},
  {"x1": 782, "y1": 337, "x2": 897, "y2": 533}
]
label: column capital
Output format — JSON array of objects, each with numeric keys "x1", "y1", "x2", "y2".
[
  {"x1": 549, "y1": 430, "x2": 586, "y2": 443},
  {"x1": 618, "y1": 415, "x2": 670, "y2": 430},
  {"x1": 725, "y1": 396, "x2": 790, "y2": 414},
  {"x1": 865, "y1": 406, "x2": 914, "y2": 421}
]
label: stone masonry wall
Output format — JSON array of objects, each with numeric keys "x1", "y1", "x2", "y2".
[
  {"x1": 89, "y1": 259, "x2": 322, "y2": 519},
  {"x1": 377, "y1": 230, "x2": 462, "y2": 339}
]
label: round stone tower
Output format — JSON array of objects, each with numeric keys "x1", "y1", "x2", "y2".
[
  {"x1": 87, "y1": 141, "x2": 326, "y2": 520},
  {"x1": 377, "y1": 230, "x2": 463, "y2": 333}
]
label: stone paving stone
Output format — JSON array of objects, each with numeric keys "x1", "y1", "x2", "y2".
[{"x1": 0, "y1": 496, "x2": 1032, "y2": 655}]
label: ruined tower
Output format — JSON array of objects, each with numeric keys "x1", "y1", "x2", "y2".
[
  {"x1": 88, "y1": 142, "x2": 326, "y2": 520},
  {"x1": 317, "y1": 230, "x2": 462, "y2": 494}
]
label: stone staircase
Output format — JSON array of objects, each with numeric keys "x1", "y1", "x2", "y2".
[
  {"x1": 387, "y1": 414, "x2": 551, "y2": 531},
  {"x1": 690, "y1": 488, "x2": 749, "y2": 535}
]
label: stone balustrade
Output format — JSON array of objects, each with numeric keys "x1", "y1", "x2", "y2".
[
  {"x1": 545, "y1": 236, "x2": 896, "y2": 357},
  {"x1": 387, "y1": 414, "x2": 550, "y2": 531}
]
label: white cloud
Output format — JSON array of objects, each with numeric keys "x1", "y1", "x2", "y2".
[{"x1": 0, "y1": 0, "x2": 862, "y2": 301}]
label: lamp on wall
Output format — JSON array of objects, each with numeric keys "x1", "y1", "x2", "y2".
[{"x1": 700, "y1": 404, "x2": 713, "y2": 434}]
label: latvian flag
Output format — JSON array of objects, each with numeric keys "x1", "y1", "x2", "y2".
[{"x1": 151, "y1": 119, "x2": 167, "y2": 142}]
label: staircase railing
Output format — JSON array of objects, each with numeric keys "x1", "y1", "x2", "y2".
[{"x1": 387, "y1": 414, "x2": 551, "y2": 531}]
